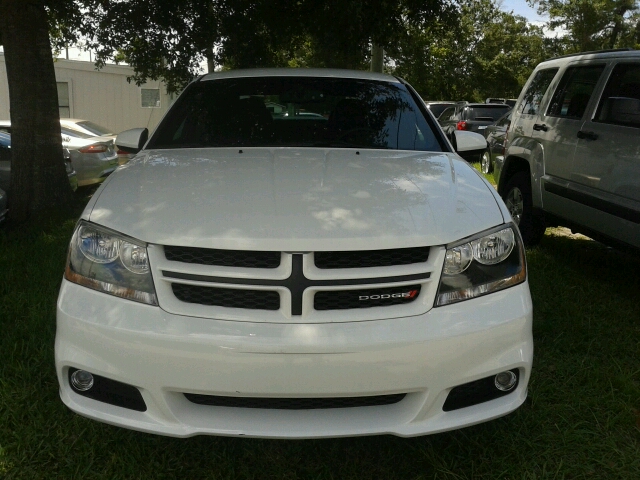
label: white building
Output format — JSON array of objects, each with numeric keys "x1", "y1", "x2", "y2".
[{"x1": 0, "y1": 54, "x2": 173, "y2": 134}]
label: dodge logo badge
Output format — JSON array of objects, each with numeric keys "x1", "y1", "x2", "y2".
[{"x1": 359, "y1": 290, "x2": 419, "y2": 301}]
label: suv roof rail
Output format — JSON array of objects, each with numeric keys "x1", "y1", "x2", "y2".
[{"x1": 548, "y1": 48, "x2": 636, "y2": 61}]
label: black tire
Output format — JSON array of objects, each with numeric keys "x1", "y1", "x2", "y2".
[
  {"x1": 503, "y1": 171, "x2": 545, "y2": 246},
  {"x1": 481, "y1": 149, "x2": 493, "y2": 174}
]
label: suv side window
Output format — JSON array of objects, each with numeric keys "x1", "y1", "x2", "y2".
[
  {"x1": 594, "y1": 63, "x2": 640, "y2": 128},
  {"x1": 547, "y1": 65, "x2": 605, "y2": 119},
  {"x1": 518, "y1": 68, "x2": 558, "y2": 115}
]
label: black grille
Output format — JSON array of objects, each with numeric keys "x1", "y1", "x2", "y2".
[
  {"x1": 165, "y1": 246, "x2": 281, "y2": 268},
  {"x1": 172, "y1": 284, "x2": 280, "y2": 310},
  {"x1": 443, "y1": 369, "x2": 520, "y2": 412},
  {"x1": 314, "y1": 247, "x2": 429, "y2": 269},
  {"x1": 314, "y1": 285, "x2": 421, "y2": 311},
  {"x1": 184, "y1": 393, "x2": 406, "y2": 409}
]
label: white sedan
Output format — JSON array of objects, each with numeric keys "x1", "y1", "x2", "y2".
[{"x1": 56, "y1": 69, "x2": 533, "y2": 438}]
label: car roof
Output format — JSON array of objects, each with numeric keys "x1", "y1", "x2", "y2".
[
  {"x1": 539, "y1": 48, "x2": 640, "y2": 67},
  {"x1": 199, "y1": 68, "x2": 400, "y2": 83}
]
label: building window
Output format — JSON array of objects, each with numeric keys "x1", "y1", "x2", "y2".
[
  {"x1": 57, "y1": 82, "x2": 70, "y2": 118},
  {"x1": 141, "y1": 88, "x2": 161, "y2": 108}
]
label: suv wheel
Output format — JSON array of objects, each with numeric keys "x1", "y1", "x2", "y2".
[
  {"x1": 503, "y1": 171, "x2": 545, "y2": 245},
  {"x1": 481, "y1": 150, "x2": 492, "y2": 174}
]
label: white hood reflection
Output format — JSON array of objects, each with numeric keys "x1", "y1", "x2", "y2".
[{"x1": 88, "y1": 148, "x2": 504, "y2": 250}]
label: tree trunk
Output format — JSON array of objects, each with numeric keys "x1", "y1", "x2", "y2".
[
  {"x1": 0, "y1": 0, "x2": 74, "y2": 224},
  {"x1": 370, "y1": 44, "x2": 384, "y2": 73}
]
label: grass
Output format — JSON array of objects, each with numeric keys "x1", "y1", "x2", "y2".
[{"x1": 1, "y1": 182, "x2": 639, "y2": 479}]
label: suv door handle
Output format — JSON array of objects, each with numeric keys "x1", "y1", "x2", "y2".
[
  {"x1": 533, "y1": 123, "x2": 548, "y2": 132},
  {"x1": 577, "y1": 130, "x2": 598, "y2": 140}
]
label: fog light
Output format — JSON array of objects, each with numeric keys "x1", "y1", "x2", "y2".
[
  {"x1": 70, "y1": 369, "x2": 94, "y2": 392},
  {"x1": 494, "y1": 371, "x2": 517, "y2": 391}
]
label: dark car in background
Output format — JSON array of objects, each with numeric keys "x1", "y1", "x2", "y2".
[
  {"x1": 0, "y1": 132, "x2": 78, "y2": 194},
  {"x1": 438, "y1": 103, "x2": 511, "y2": 161},
  {"x1": 480, "y1": 110, "x2": 512, "y2": 174}
]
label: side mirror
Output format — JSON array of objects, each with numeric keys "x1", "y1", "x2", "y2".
[
  {"x1": 453, "y1": 130, "x2": 487, "y2": 153},
  {"x1": 453, "y1": 130, "x2": 487, "y2": 164},
  {"x1": 116, "y1": 128, "x2": 149, "y2": 154}
]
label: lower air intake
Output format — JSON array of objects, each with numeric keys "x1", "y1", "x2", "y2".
[
  {"x1": 443, "y1": 369, "x2": 520, "y2": 411},
  {"x1": 184, "y1": 393, "x2": 406, "y2": 409}
]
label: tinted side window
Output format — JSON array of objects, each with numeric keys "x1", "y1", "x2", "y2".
[
  {"x1": 439, "y1": 107, "x2": 454, "y2": 121},
  {"x1": 547, "y1": 65, "x2": 605, "y2": 118},
  {"x1": 595, "y1": 63, "x2": 640, "y2": 128},
  {"x1": 518, "y1": 68, "x2": 559, "y2": 115}
]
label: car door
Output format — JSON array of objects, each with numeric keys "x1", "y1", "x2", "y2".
[
  {"x1": 536, "y1": 63, "x2": 607, "y2": 213},
  {"x1": 570, "y1": 60, "x2": 640, "y2": 248}
]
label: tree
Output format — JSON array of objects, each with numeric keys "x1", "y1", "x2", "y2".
[
  {"x1": 85, "y1": 0, "x2": 457, "y2": 93},
  {"x1": 529, "y1": 0, "x2": 640, "y2": 52},
  {"x1": 0, "y1": 0, "x2": 79, "y2": 223}
]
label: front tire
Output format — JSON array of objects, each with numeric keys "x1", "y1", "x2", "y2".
[
  {"x1": 481, "y1": 150, "x2": 492, "y2": 174},
  {"x1": 503, "y1": 171, "x2": 545, "y2": 245}
]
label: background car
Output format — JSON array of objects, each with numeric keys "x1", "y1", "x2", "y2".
[
  {"x1": 0, "y1": 121, "x2": 118, "y2": 187},
  {"x1": 497, "y1": 49, "x2": 640, "y2": 250},
  {"x1": 481, "y1": 109, "x2": 512, "y2": 174},
  {"x1": 0, "y1": 131, "x2": 78, "y2": 193},
  {"x1": 60, "y1": 119, "x2": 132, "y2": 164},
  {"x1": 438, "y1": 102, "x2": 511, "y2": 161}
]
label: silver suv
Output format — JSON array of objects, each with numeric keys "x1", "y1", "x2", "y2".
[{"x1": 495, "y1": 49, "x2": 640, "y2": 249}]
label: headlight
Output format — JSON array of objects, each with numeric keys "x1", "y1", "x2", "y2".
[
  {"x1": 64, "y1": 221, "x2": 158, "y2": 305},
  {"x1": 435, "y1": 225, "x2": 526, "y2": 306}
]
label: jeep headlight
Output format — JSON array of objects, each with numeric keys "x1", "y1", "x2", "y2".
[
  {"x1": 435, "y1": 225, "x2": 526, "y2": 306},
  {"x1": 64, "y1": 221, "x2": 158, "y2": 305}
]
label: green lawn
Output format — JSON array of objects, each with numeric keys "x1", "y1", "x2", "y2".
[{"x1": 1, "y1": 186, "x2": 639, "y2": 479}]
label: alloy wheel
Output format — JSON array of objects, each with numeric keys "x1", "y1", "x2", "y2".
[
  {"x1": 481, "y1": 151, "x2": 491, "y2": 174},
  {"x1": 505, "y1": 187, "x2": 523, "y2": 225}
]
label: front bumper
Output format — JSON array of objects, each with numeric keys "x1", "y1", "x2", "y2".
[{"x1": 56, "y1": 279, "x2": 533, "y2": 438}]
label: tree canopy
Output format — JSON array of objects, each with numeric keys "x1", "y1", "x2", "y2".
[
  {"x1": 529, "y1": 0, "x2": 640, "y2": 51},
  {"x1": 389, "y1": 0, "x2": 561, "y2": 101}
]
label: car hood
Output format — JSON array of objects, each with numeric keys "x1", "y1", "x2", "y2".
[{"x1": 86, "y1": 148, "x2": 505, "y2": 250}]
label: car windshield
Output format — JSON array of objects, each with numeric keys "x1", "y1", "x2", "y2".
[
  {"x1": 467, "y1": 106, "x2": 511, "y2": 121},
  {"x1": 75, "y1": 121, "x2": 114, "y2": 136},
  {"x1": 149, "y1": 76, "x2": 443, "y2": 151}
]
